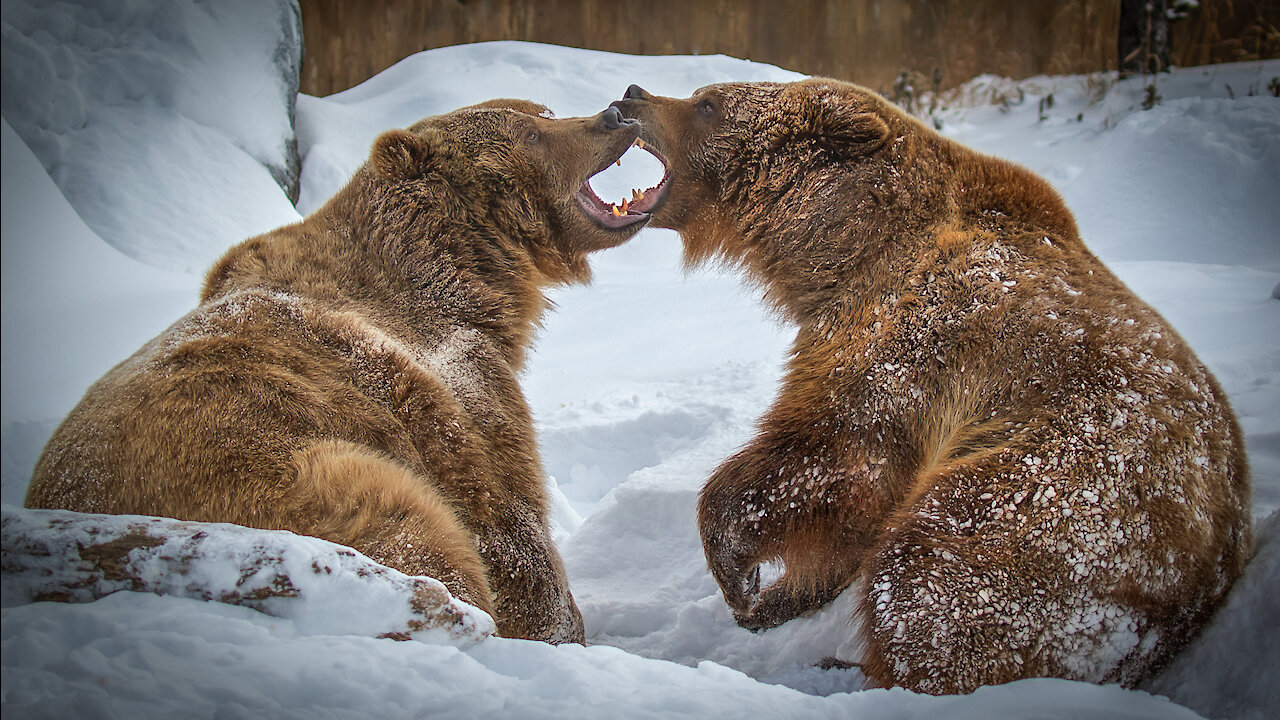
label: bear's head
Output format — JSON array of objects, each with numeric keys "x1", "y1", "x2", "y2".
[
  {"x1": 365, "y1": 99, "x2": 670, "y2": 285},
  {"x1": 611, "y1": 80, "x2": 1077, "y2": 280},
  {"x1": 610, "y1": 80, "x2": 913, "y2": 263}
]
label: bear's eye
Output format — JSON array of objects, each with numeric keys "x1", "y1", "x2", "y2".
[
  {"x1": 525, "y1": 130, "x2": 540, "y2": 145},
  {"x1": 696, "y1": 99, "x2": 717, "y2": 118}
]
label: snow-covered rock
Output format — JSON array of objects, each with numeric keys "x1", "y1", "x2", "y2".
[{"x1": 1, "y1": 506, "x2": 494, "y2": 645}]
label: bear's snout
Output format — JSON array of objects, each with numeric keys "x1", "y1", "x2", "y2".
[{"x1": 599, "y1": 105, "x2": 635, "y2": 131}]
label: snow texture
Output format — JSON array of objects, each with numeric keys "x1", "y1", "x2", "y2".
[
  {"x1": 1, "y1": 4, "x2": 1278, "y2": 716},
  {"x1": 1, "y1": 0, "x2": 304, "y2": 274}
]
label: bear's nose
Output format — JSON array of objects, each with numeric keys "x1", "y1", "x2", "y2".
[
  {"x1": 623, "y1": 84, "x2": 649, "y2": 100},
  {"x1": 601, "y1": 105, "x2": 627, "y2": 130}
]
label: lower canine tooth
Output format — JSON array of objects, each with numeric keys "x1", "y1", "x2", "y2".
[{"x1": 611, "y1": 205, "x2": 621, "y2": 217}]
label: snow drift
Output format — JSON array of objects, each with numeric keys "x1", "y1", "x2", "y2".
[{"x1": 1, "y1": 0, "x2": 304, "y2": 274}]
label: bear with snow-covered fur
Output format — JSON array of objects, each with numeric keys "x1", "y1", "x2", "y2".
[
  {"x1": 613, "y1": 79, "x2": 1252, "y2": 693},
  {"x1": 26, "y1": 99, "x2": 668, "y2": 644}
]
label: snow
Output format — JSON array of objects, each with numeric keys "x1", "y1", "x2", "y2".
[
  {"x1": 2, "y1": 4, "x2": 1278, "y2": 717},
  {"x1": 1, "y1": 0, "x2": 303, "y2": 275},
  {"x1": 0, "y1": 593, "x2": 1203, "y2": 720},
  {"x1": 1, "y1": 117, "x2": 198, "y2": 505}
]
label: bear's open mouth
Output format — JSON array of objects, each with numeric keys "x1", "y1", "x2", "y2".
[{"x1": 575, "y1": 139, "x2": 671, "y2": 230}]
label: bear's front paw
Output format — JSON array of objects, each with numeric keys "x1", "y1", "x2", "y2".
[
  {"x1": 711, "y1": 556, "x2": 762, "y2": 615},
  {"x1": 732, "y1": 583, "x2": 801, "y2": 632},
  {"x1": 728, "y1": 563, "x2": 762, "y2": 613},
  {"x1": 702, "y1": 519, "x2": 766, "y2": 610},
  {"x1": 734, "y1": 576, "x2": 842, "y2": 633}
]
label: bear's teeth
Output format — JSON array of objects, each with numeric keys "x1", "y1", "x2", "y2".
[
  {"x1": 632, "y1": 188, "x2": 645, "y2": 200},
  {"x1": 621, "y1": 198, "x2": 631, "y2": 212},
  {"x1": 633, "y1": 139, "x2": 646, "y2": 149},
  {"x1": 616, "y1": 158, "x2": 623, "y2": 167},
  {"x1": 610, "y1": 205, "x2": 622, "y2": 217}
]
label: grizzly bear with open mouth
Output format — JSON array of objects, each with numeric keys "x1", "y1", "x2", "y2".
[
  {"x1": 26, "y1": 99, "x2": 669, "y2": 644},
  {"x1": 613, "y1": 80, "x2": 1251, "y2": 693}
]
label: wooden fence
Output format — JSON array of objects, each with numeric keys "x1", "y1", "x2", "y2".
[{"x1": 298, "y1": 0, "x2": 1280, "y2": 97}]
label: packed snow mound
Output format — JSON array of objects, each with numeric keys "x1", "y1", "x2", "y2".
[
  {"x1": 1066, "y1": 96, "x2": 1280, "y2": 271},
  {"x1": 1, "y1": 118, "x2": 197, "y2": 506},
  {"x1": 0, "y1": 0, "x2": 303, "y2": 274},
  {"x1": 2, "y1": 506, "x2": 494, "y2": 645}
]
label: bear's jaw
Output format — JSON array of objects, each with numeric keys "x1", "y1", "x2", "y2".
[
  {"x1": 574, "y1": 185, "x2": 648, "y2": 229},
  {"x1": 574, "y1": 139, "x2": 671, "y2": 230}
]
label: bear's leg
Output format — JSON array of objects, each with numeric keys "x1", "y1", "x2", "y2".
[
  {"x1": 475, "y1": 513, "x2": 585, "y2": 644},
  {"x1": 855, "y1": 451, "x2": 1165, "y2": 695},
  {"x1": 698, "y1": 432, "x2": 868, "y2": 631},
  {"x1": 289, "y1": 439, "x2": 495, "y2": 618},
  {"x1": 857, "y1": 506, "x2": 1038, "y2": 695}
]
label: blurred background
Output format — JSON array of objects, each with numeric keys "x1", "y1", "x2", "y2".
[{"x1": 297, "y1": 0, "x2": 1280, "y2": 98}]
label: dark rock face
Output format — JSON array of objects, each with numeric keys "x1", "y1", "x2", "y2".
[{"x1": 271, "y1": 0, "x2": 305, "y2": 205}]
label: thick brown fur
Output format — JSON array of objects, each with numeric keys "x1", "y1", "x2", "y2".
[
  {"x1": 614, "y1": 79, "x2": 1252, "y2": 693},
  {"x1": 26, "y1": 99, "x2": 649, "y2": 644}
]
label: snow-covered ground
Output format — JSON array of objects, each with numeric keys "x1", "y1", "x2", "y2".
[{"x1": 2, "y1": 6, "x2": 1277, "y2": 717}]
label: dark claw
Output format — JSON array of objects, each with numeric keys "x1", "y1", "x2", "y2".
[{"x1": 734, "y1": 606, "x2": 768, "y2": 633}]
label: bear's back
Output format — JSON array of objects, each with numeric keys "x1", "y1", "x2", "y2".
[{"x1": 25, "y1": 288, "x2": 499, "y2": 526}]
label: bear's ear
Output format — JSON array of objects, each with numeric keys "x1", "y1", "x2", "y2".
[
  {"x1": 466, "y1": 98, "x2": 554, "y2": 118},
  {"x1": 778, "y1": 84, "x2": 891, "y2": 159},
  {"x1": 371, "y1": 129, "x2": 442, "y2": 180}
]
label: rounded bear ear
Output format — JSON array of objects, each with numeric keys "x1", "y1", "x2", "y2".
[
  {"x1": 818, "y1": 109, "x2": 890, "y2": 157},
  {"x1": 466, "y1": 98, "x2": 554, "y2": 118},
  {"x1": 777, "y1": 84, "x2": 891, "y2": 159},
  {"x1": 371, "y1": 129, "x2": 443, "y2": 180}
]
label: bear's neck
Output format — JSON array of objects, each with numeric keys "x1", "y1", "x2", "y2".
[
  {"x1": 703, "y1": 133, "x2": 1079, "y2": 330},
  {"x1": 201, "y1": 171, "x2": 549, "y2": 370},
  {"x1": 700, "y1": 142, "x2": 951, "y2": 325}
]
